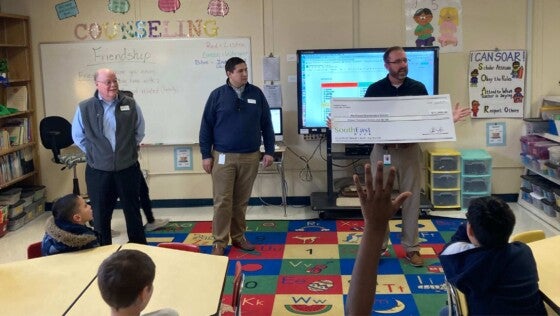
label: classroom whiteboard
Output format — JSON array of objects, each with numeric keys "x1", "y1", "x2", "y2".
[{"x1": 40, "y1": 38, "x2": 251, "y2": 144}]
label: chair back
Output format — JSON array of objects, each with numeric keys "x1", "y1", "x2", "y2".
[
  {"x1": 39, "y1": 116, "x2": 74, "y2": 164},
  {"x1": 232, "y1": 261, "x2": 244, "y2": 316},
  {"x1": 27, "y1": 241, "x2": 42, "y2": 259},
  {"x1": 446, "y1": 280, "x2": 468, "y2": 316},
  {"x1": 157, "y1": 242, "x2": 200, "y2": 253},
  {"x1": 510, "y1": 230, "x2": 545, "y2": 243}
]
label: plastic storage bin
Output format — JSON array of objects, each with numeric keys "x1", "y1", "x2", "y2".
[
  {"x1": 7, "y1": 212, "x2": 26, "y2": 231},
  {"x1": 462, "y1": 193, "x2": 490, "y2": 209},
  {"x1": 531, "y1": 141, "x2": 557, "y2": 159},
  {"x1": 428, "y1": 186, "x2": 460, "y2": 208},
  {"x1": 548, "y1": 146, "x2": 560, "y2": 164},
  {"x1": 545, "y1": 161, "x2": 560, "y2": 178},
  {"x1": 524, "y1": 118, "x2": 550, "y2": 134},
  {"x1": 463, "y1": 175, "x2": 491, "y2": 193},
  {"x1": 530, "y1": 192, "x2": 544, "y2": 210},
  {"x1": 460, "y1": 149, "x2": 492, "y2": 175},
  {"x1": 20, "y1": 191, "x2": 34, "y2": 207},
  {"x1": 428, "y1": 149, "x2": 460, "y2": 171},
  {"x1": 429, "y1": 171, "x2": 460, "y2": 189},
  {"x1": 521, "y1": 187, "x2": 533, "y2": 204},
  {"x1": 520, "y1": 135, "x2": 545, "y2": 154},
  {"x1": 21, "y1": 185, "x2": 46, "y2": 202},
  {"x1": 0, "y1": 188, "x2": 22, "y2": 205},
  {"x1": 7, "y1": 200, "x2": 25, "y2": 218},
  {"x1": 542, "y1": 199, "x2": 557, "y2": 217}
]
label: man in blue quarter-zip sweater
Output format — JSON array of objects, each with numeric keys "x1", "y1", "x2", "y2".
[
  {"x1": 200, "y1": 57, "x2": 275, "y2": 256},
  {"x1": 72, "y1": 68, "x2": 147, "y2": 246}
]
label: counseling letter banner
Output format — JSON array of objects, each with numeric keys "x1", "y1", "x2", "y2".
[{"x1": 468, "y1": 50, "x2": 526, "y2": 118}]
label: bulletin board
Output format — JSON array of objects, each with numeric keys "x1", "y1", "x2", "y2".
[{"x1": 40, "y1": 37, "x2": 251, "y2": 144}]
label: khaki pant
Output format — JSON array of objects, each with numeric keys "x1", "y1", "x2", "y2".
[
  {"x1": 211, "y1": 150, "x2": 260, "y2": 246},
  {"x1": 370, "y1": 144, "x2": 423, "y2": 252}
]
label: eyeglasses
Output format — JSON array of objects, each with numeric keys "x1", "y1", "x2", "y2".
[
  {"x1": 96, "y1": 79, "x2": 119, "y2": 86},
  {"x1": 386, "y1": 58, "x2": 409, "y2": 64}
]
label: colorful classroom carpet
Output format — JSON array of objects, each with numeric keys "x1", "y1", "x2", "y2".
[{"x1": 145, "y1": 217, "x2": 464, "y2": 316}]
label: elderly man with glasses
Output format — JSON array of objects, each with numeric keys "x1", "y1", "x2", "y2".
[{"x1": 71, "y1": 68, "x2": 147, "y2": 245}]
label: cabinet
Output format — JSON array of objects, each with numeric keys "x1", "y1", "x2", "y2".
[
  {"x1": 518, "y1": 132, "x2": 560, "y2": 232},
  {"x1": 0, "y1": 13, "x2": 41, "y2": 231},
  {"x1": 460, "y1": 149, "x2": 492, "y2": 210}
]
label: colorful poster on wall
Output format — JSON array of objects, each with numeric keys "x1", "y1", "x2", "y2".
[
  {"x1": 468, "y1": 50, "x2": 526, "y2": 118},
  {"x1": 405, "y1": 0, "x2": 463, "y2": 53},
  {"x1": 174, "y1": 146, "x2": 193, "y2": 170}
]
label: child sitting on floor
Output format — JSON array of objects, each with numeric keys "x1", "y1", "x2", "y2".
[{"x1": 41, "y1": 194, "x2": 100, "y2": 256}]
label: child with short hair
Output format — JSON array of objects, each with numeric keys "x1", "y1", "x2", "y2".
[
  {"x1": 97, "y1": 249, "x2": 178, "y2": 316},
  {"x1": 41, "y1": 194, "x2": 99, "y2": 256},
  {"x1": 439, "y1": 196, "x2": 546, "y2": 315}
]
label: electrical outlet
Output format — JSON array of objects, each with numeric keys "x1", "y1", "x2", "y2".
[{"x1": 303, "y1": 134, "x2": 323, "y2": 141}]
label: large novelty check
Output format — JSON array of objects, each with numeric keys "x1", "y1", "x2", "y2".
[{"x1": 330, "y1": 95, "x2": 456, "y2": 144}]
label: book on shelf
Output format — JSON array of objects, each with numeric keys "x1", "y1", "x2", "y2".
[
  {"x1": 0, "y1": 150, "x2": 25, "y2": 184},
  {"x1": 0, "y1": 129, "x2": 9, "y2": 150},
  {"x1": 1, "y1": 118, "x2": 29, "y2": 146},
  {"x1": 6, "y1": 86, "x2": 28, "y2": 112}
]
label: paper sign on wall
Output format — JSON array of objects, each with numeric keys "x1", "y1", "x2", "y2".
[{"x1": 468, "y1": 50, "x2": 526, "y2": 118}]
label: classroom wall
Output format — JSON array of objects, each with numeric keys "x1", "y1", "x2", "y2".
[{"x1": 2, "y1": 0, "x2": 559, "y2": 202}]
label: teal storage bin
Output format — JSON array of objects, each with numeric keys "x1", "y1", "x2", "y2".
[{"x1": 460, "y1": 149, "x2": 492, "y2": 176}]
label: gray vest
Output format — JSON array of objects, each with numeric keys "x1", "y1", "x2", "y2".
[{"x1": 79, "y1": 92, "x2": 138, "y2": 171}]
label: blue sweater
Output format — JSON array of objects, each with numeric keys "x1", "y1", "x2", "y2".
[
  {"x1": 199, "y1": 80, "x2": 275, "y2": 159},
  {"x1": 439, "y1": 224, "x2": 546, "y2": 315}
]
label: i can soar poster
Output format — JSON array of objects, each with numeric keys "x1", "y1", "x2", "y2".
[{"x1": 468, "y1": 50, "x2": 526, "y2": 119}]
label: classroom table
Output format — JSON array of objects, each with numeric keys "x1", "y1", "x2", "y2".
[
  {"x1": 66, "y1": 243, "x2": 229, "y2": 316},
  {"x1": 0, "y1": 245, "x2": 121, "y2": 315},
  {"x1": 528, "y1": 235, "x2": 560, "y2": 313}
]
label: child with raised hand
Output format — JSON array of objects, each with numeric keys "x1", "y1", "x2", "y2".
[
  {"x1": 345, "y1": 162, "x2": 412, "y2": 315},
  {"x1": 41, "y1": 194, "x2": 100, "y2": 256}
]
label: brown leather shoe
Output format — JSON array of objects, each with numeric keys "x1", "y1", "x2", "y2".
[
  {"x1": 211, "y1": 243, "x2": 225, "y2": 256},
  {"x1": 406, "y1": 251, "x2": 424, "y2": 267},
  {"x1": 232, "y1": 238, "x2": 255, "y2": 251}
]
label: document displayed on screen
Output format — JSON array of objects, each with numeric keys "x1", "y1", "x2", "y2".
[
  {"x1": 297, "y1": 48, "x2": 438, "y2": 133},
  {"x1": 330, "y1": 95, "x2": 456, "y2": 144}
]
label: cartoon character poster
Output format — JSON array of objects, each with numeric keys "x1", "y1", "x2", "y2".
[
  {"x1": 468, "y1": 50, "x2": 526, "y2": 118},
  {"x1": 405, "y1": 0, "x2": 463, "y2": 53}
]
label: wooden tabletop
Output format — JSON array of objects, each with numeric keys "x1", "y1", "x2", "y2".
[
  {"x1": 527, "y1": 235, "x2": 560, "y2": 313},
  {"x1": 66, "y1": 243, "x2": 229, "y2": 316},
  {"x1": 0, "y1": 245, "x2": 121, "y2": 316}
]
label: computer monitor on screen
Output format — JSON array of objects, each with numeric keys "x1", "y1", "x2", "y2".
[{"x1": 269, "y1": 107, "x2": 283, "y2": 142}]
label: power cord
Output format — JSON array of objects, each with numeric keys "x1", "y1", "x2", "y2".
[{"x1": 286, "y1": 135, "x2": 325, "y2": 182}]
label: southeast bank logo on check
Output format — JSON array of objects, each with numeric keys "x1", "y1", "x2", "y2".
[{"x1": 333, "y1": 126, "x2": 372, "y2": 136}]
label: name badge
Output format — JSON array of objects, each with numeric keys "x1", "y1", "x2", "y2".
[
  {"x1": 247, "y1": 99, "x2": 256, "y2": 104},
  {"x1": 218, "y1": 153, "x2": 226, "y2": 165},
  {"x1": 120, "y1": 105, "x2": 130, "y2": 111}
]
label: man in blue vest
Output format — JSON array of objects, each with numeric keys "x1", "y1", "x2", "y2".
[{"x1": 72, "y1": 68, "x2": 146, "y2": 245}]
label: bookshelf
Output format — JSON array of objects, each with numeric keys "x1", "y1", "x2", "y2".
[{"x1": 0, "y1": 13, "x2": 40, "y2": 189}]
